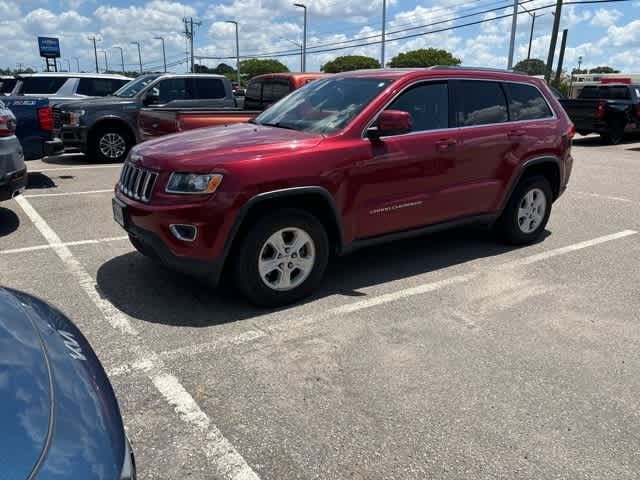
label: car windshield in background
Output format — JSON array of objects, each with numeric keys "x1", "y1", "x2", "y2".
[
  {"x1": 254, "y1": 77, "x2": 393, "y2": 135},
  {"x1": 113, "y1": 74, "x2": 160, "y2": 98}
]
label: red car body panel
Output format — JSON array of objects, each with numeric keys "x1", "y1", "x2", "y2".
[{"x1": 115, "y1": 68, "x2": 573, "y2": 275}]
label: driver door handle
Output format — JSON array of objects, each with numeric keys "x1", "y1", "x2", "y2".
[{"x1": 435, "y1": 138, "x2": 457, "y2": 151}]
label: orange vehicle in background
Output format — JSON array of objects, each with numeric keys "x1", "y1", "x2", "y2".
[{"x1": 138, "y1": 72, "x2": 327, "y2": 140}]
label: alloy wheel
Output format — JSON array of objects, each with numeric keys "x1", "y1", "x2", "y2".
[
  {"x1": 258, "y1": 227, "x2": 316, "y2": 291},
  {"x1": 517, "y1": 187, "x2": 546, "y2": 234},
  {"x1": 99, "y1": 132, "x2": 126, "y2": 159}
]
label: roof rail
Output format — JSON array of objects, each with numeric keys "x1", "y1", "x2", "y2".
[{"x1": 428, "y1": 65, "x2": 529, "y2": 76}]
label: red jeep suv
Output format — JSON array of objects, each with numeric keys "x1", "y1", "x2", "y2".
[{"x1": 113, "y1": 67, "x2": 574, "y2": 306}]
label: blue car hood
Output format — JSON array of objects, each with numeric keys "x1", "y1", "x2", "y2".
[{"x1": 0, "y1": 289, "x2": 126, "y2": 480}]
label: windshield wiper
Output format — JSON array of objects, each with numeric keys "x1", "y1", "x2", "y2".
[{"x1": 259, "y1": 121, "x2": 299, "y2": 131}]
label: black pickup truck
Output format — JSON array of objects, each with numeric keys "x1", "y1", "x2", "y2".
[{"x1": 559, "y1": 84, "x2": 640, "y2": 144}]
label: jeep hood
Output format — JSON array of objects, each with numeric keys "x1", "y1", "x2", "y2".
[{"x1": 134, "y1": 122, "x2": 324, "y2": 171}]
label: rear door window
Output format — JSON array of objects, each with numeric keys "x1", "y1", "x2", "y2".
[
  {"x1": 606, "y1": 86, "x2": 630, "y2": 100},
  {"x1": 191, "y1": 78, "x2": 226, "y2": 99},
  {"x1": 387, "y1": 82, "x2": 449, "y2": 132},
  {"x1": 453, "y1": 80, "x2": 508, "y2": 127},
  {"x1": 155, "y1": 78, "x2": 189, "y2": 103},
  {"x1": 503, "y1": 83, "x2": 553, "y2": 121},
  {"x1": 76, "y1": 78, "x2": 129, "y2": 96},
  {"x1": 20, "y1": 76, "x2": 69, "y2": 94}
]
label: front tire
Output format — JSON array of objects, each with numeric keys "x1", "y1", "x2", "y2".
[
  {"x1": 92, "y1": 125, "x2": 133, "y2": 163},
  {"x1": 497, "y1": 176, "x2": 552, "y2": 245},
  {"x1": 233, "y1": 209, "x2": 329, "y2": 307}
]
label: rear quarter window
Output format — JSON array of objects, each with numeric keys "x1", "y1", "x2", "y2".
[
  {"x1": 20, "y1": 76, "x2": 69, "y2": 94},
  {"x1": 504, "y1": 83, "x2": 553, "y2": 121}
]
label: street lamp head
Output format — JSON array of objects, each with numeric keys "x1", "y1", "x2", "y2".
[
  {"x1": 153, "y1": 36, "x2": 164, "y2": 40},
  {"x1": 294, "y1": 3, "x2": 306, "y2": 8}
]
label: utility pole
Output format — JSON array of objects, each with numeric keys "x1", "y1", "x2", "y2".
[
  {"x1": 72, "y1": 57, "x2": 80, "y2": 72},
  {"x1": 89, "y1": 36, "x2": 99, "y2": 73},
  {"x1": 554, "y1": 29, "x2": 568, "y2": 86},
  {"x1": 294, "y1": 3, "x2": 307, "y2": 72},
  {"x1": 282, "y1": 37, "x2": 303, "y2": 71},
  {"x1": 131, "y1": 41, "x2": 143, "y2": 74},
  {"x1": 16, "y1": 62, "x2": 23, "y2": 72},
  {"x1": 381, "y1": 0, "x2": 387, "y2": 67},
  {"x1": 527, "y1": 12, "x2": 536, "y2": 61},
  {"x1": 184, "y1": 17, "x2": 202, "y2": 73},
  {"x1": 112, "y1": 47, "x2": 125, "y2": 74},
  {"x1": 225, "y1": 21, "x2": 241, "y2": 86},
  {"x1": 98, "y1": 50, "x2": 109, "y2": 72},
  {"x1": 154, "y1": 37, "x2": 167, "y2": 72},
  {"x1": 64, "y1": 59, "x2": 71, "y2": 72},
  {"x1": 545, "y1": 0, "x2": 563, "y2": 82},
  {"x1": 507, "y1": 0, "x2": 518, "y2": 69}
]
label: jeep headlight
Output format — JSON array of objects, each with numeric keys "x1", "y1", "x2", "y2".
[
  {"x1": 64, "y1": 110, "x2": 85, "y2": 126},
  {"x1": 166, "y1": 173, "x2": 223, "y2": 194}
]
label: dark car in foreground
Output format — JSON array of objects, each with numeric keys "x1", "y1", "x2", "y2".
[
  {"x1": 0, "y1": 287, "x2": 135, "y2": 479},
  {"x1": 0, "y1": 100, "x2": 27, "y2": 200},
  {"x1": 114, "y1": 66, "x2": 574, "y2": 307},
  {"x1": 560, "y1": 83, "x2": 640, "y2": 144}
]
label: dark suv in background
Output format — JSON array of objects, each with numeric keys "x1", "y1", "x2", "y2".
[
  {"x1": 55, "y1": 73, "x2": 236, "y2": 163},
  {"x1": 114, "y1": 67, "x2": 574, "y2": 306}
]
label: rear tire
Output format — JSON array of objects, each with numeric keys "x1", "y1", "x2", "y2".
[
  {"x1": 92, "y1": 125, "x2": 133, "y2": 163},
  {"x1": 232, "y1": 209, "x2": 329, "y2": 307},
  {"x1": 601, "y1": 117, "x2": 626, "y2": 145},
  {"x1": 497, "y1": 176, "x2": 552, "y2": 245}
]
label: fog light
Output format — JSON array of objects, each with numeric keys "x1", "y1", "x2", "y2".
[{"x1": 169, "y1": 224, "x2": 197, "y2": 242}]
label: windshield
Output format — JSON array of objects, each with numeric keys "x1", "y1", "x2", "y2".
[
  {"x1": 253, "y1": 77, "x2": 393, "y2": 135},
  {"x1": 113, "y1": 74, "x2": 160, "y2": 98}
]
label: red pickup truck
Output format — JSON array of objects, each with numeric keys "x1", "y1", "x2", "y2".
[
  {"x1": 137, "y1": 72, "x2": 327, "y2": 140},
  {"x1": 114, "y1": 67, "x2": 574, "y2": 306}
]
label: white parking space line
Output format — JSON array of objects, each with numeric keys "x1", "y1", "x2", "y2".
[
  {"x1": 31, "y1": 164, "x2": 122, "y2": 173},
  {"x1": 23, "y1": 188, "x2": 113, "y2": 198},
  {"x1": 14, "y1": 195, "x2": 261, "y2": 480},
  {"x1": 0, "y1": 236, "x2": 128, "y2": 255},
  {"x1": 154, "y1": 229, "x2": 638, "y2": 362},
  {"x1": 24, "y1": 189, "x2": 114, "y2": 198},
  {"x1": 573, "y1": 191, "x2": 635, "y2": 204}
]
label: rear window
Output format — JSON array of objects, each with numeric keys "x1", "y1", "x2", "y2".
[
  {"x1": 579, "y1": 86, "x2": 630, "y2": 100},
  {"x1": 504, "y1": 83, "x2": 553, "y2": 121},
  {"x1": 454, "y1": 80, "x2": 508, "y2": 126},
  {"x1": 76, "y1": 78, "x2": 129, "y2": 97},
  {"x1": 20, "y1": 76, "x2": 69, "y2": 94},
  {"x1": 191, "y1": 78, "x2": 226, "y2": 99},
  {"x1": 245, "y1": 81, "x2": 262, "y2": 102},
  {"x1": 262, "y1": 81, "x2": 290, "y2": 103}
]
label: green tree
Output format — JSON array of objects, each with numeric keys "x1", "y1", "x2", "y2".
[
  {"x1": 239, "y1": 59, "x2": 289, "y2": 79},
  {"x1": 513, "y1": 58, "x2": 547, "y2": 75},
  {"x1": 572, "y1": 68, "x2": 588, "y2": 75},
  {"x1": 589, "y1": 66, "x2": 620, "y2": 74},
  {"x1": 213, "y1": 63, "x2": 235, "y2": 75},
  {"x1": 389, "y1": 48, "x2": 460, "y2": 68},
  {"x1": 321, "y1": 55, "x2": 380, "y2": 73}
]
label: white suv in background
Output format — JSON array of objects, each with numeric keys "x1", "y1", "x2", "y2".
[{"x1": 10, "y1": 73, "x2": 131, "y2": 103}]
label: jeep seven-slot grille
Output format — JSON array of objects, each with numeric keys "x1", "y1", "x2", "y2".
[{"x1": 118, "y1": 163, "x2": 158, "y2": 202}]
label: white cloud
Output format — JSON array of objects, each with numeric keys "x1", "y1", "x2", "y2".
[
  {"x1": 589, "y1": 8, "x2": 622, "y2": 28},
  {"x1": 0, "y1": 0, "x2": 20, "y2": 19},
  {"x1": 605, "y1": 19, "x2": 640, "y2": 47}
]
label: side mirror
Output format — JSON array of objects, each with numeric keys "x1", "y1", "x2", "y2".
[
  {"x1": 143, "y1": 88, "x2": 160, "y2": 106},
  {"x1": 367, "y1": 109, "x2": 412, "y2": 140}
]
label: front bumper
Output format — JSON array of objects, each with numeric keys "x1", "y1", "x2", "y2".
[
  {"x1": 0, "y1": 168, "x2": 27, "y2": 201},
  {"x1": 56, "y1": 125, "x2": 89, "y2": 152},
  {"x1": 44, "y1": 137, "x2": 64, "y2": 156},
  {"x1": 113, "y1": 192, "x2": 230, "y2": 285}
]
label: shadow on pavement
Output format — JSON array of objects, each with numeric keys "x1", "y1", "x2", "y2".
[
  {"x1": 41, "y1": 152, "x2": 120, "y2": 165},
  {"x1": 573, "y1": 133, "x2": 640, "y2": 147},
  {"x1": 0, "y1": 207, "x2": 20, "y2": 237},
  {"x1": 27, "y1": 172, "x2": 57, "y2": 190},
  {"x1": 96, "y1": 226, "x2": 541, "y2": 327}
]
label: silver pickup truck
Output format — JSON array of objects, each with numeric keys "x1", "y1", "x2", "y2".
[{"x1": 0, "y1": 101, "x2": 26, "y2": 201}]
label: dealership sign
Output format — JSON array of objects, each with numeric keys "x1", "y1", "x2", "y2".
[{"x1": 38, "y1": 37, "x2": 60, "y2": 58}]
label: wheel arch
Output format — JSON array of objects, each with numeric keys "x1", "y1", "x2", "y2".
[
  {"x1": 221, "y1": 186, "x2": 345, "y2": 274},
  {"x1": 500, "y1": 156, "x2": 562, "y2": 212},
  {"x1": 88, "y1": 116, "x2": 136, "y2": 151}
]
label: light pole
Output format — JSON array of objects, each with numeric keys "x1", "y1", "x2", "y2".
[
  {"x1": 507, "y1": 0, "x2": 518, "y2": 69},
  {"x1": 153, "y1": 36, "x2": 167, "y2": 72},
  {"x1": 294, "y1": 3, "x2": 307, "y2": 72},
  {"x1": 527, "y1": 12, "x2": 536, "y2": 61},
  {"x1": 72, "y1": 57, "x2": 80, "y2": 72},
  {"x1": 282, "y1": 37, "x2": 303, "y2": 71},
  {"x1": 112, "y1": 46, "x2": 125, "y2": 74},
  {"x1": 225, "y1": 21, "x2": 241, "y2": 86},
  {"x1": 98, "y1": 50, "x2": 109, "y2": 73},
  {"x1": 381, "y1": 0, "x2": 387, "y2": 67},
  {"x1": 64, "y1": 59, "x2": 71, "y2": 72},
  {"x1": 131, "y1": 41, "x2": 143, "y2": 74}
]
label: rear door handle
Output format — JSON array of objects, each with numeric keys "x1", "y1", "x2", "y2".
[
  {"x1": 508, "y1": 129, "x2": 526, "y2": 138},
  {"x1": 435, "y1": 138, "x2": 457, "y2": 151}
]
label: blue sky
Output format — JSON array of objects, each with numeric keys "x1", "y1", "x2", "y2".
[{"x1": 1, "y1": 0, "x2": 638, "y2": 73}]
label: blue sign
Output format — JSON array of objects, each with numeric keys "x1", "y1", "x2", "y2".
[{"x1": 38, "y1": 37, "x2": 60, "y2": 58}]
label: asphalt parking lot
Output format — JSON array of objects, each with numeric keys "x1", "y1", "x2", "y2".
[{"x1": 1, "y1": 135, "x2": 639, "y2": 479}]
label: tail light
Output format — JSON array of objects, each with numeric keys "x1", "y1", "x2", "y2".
[
  {"x1": 0, "y1": 114, "x2": 16, "y2": 137},
  {"x1": 38, "y1": 106, "x2": 53, "y2": 131},
  {"x1": 596, "y1": 100, "x2": 606, "y2": 119},
  {"x1": 567, "y1": 124, "x2": 576, "y2": 140}
]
